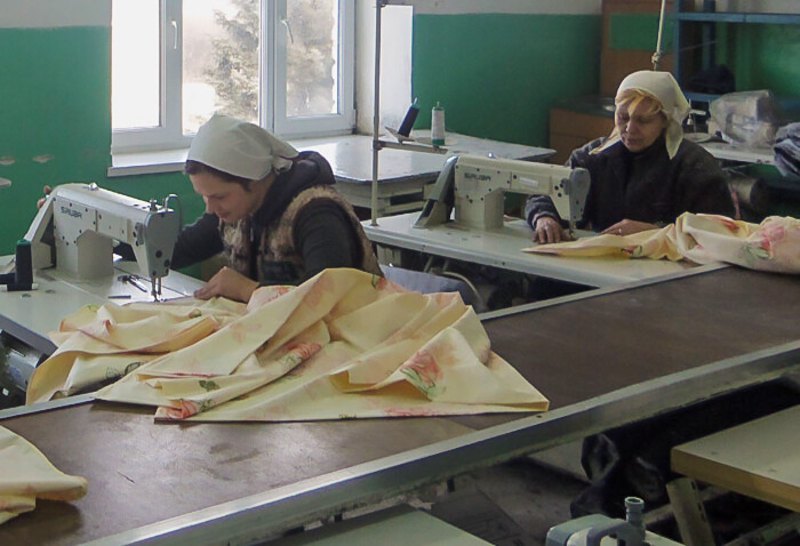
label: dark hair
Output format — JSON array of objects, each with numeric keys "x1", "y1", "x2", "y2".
[{"x1": 184, "y1": 160, "x2": 252, "y2": 190}]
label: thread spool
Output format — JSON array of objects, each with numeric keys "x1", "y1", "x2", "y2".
[
  {"x1": 431, "y1": 102, "x2": 445, "y2": 146},
  {"x1": 397, "y1": 98, "x2": 420, "y2": 137},
  {"x1": 15, "y1": 239, "x2": 33, "y2": 285}
]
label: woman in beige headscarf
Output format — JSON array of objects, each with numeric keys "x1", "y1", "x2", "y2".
[
  {"x1": 174, "y1": 113, "x2": 381, "y2": 302},
  {"x1": 527, "y1": 70, "x2": 735, "y2": 243}
]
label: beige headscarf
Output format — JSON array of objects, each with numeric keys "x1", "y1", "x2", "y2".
[
  {"x1": 594, "y1": 70, "x2": 691, "y2": 159},
  {"x1": 187, "y1": 113, "x2": 299, "y2": 180}
]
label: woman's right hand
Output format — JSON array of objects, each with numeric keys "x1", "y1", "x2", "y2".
[
  {"x1": 36, "y1": 185, "x2": 52, "y2": 209},
  {"x1": 533, "y1": 216, "x2": 569, "y2": 244}
]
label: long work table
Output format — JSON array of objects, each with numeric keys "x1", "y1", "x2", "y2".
[{"x1": 1, "y1": 266, "x2": 799, "y2": 544}]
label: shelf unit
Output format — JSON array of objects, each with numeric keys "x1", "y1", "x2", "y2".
[{"x1": 672, "y1": 1, "x2": 800, "y2": 105}]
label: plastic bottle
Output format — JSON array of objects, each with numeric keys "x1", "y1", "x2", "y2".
[
  {"x1": 431, "y1": 102, "x2": 445, "y2": 146},
  {"x1": 397, "y1": 98, "x2": 420, "y2": 137}
]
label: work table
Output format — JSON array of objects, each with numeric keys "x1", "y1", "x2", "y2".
[{"x1": 1, "y1": 266, "x2": 798, "y2": 545}]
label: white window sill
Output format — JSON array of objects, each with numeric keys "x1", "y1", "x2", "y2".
[
  {"x1": 107, "y1": 134, "x2": 354, "y2": 178},
  {"x1": 107, "y1": 148, "x2": 189, "y2": 177}
]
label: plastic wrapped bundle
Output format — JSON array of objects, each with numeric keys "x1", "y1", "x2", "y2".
[{"x1": 710, "y1": 90, "x2": 781, "y2": 148}]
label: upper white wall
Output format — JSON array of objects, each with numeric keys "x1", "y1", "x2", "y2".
[
  {"x1": 0, "y1": 0, "x2": 110, "y2": 28},
  {"x1": 392, "y1": 0, "x2": 800, "y2": 15},
  {"x1": 705, "y1": 0, "x2": 800, "y2": 13},
  {"x1": 397, "y1": 0, "x2": 601, "y2": 15}
]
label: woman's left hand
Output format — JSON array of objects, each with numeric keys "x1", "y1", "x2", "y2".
[
  {"x1": 194, "y1": 266, "x2": 259, "y2": 303},
  {"x1": 601, "y1": 219, "x2": 659, "y2": 237}
]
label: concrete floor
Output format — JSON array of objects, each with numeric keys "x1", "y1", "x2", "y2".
[
  {"x1": 278, "y1": 438, "x2": 797, "y2": 546},
  {"x1": 434, "y1": 457, "x2": 589, "y2": 545}
]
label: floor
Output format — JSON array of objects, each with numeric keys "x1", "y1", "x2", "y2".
[
  {"x1": 433, "y1": 456, "x2": 588, "y2": 545},
  {"x1": 425, "y1": 453, "x2": 799, "y2": 546},
  {"x1": 288, "y1": 429, "x2": 798, "y2": 546}
]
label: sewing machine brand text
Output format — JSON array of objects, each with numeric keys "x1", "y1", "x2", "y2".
[
  {"x1": 60, "y1": 206, "x2": 83, "y2": 219},
  {"x1": 463, "y1": 171, "x2": 491, "y2": 182}
]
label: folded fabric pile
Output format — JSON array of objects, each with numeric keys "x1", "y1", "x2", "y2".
[
  {"x1": 525, "y1": 213, "x2": 800, "y2": 274},
  {"x1": 0, "y1": 426, "x2": 87, "y2": 525},
  {"x1": 774, "y1": 122, "x2": 800, "y2": 178},
  {"x1": 27, "y1": 268, "x2": 548, "y2": 421}
]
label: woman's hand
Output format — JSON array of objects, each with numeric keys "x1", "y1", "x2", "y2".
[
  {"x1": 533, "y1": 216, "x2": 571, "y2": 244},
  {"x1": 194, "y1": 266, "x2": 259, "y2": 303},
  {"x1": 36, "y1": 185, "x2": 52, "y2": 209},
  {"x1": 600, "y1": 219, "x2": 659, "y2": 237}
]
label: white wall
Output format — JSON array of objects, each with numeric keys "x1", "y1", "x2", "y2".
[
  {"x1": 707, "y1": 1, "x2": 800, "y2": 13},
  {"x1": 0, "y1": 0, "x2": 109, "y2": 28},
  {"x1": 401, "y1": 0, "x2": 601, "y2": 15}
]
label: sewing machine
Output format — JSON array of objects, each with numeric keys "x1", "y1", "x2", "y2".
[
  {"x1": 545, "y1": 498, "x2": 682, "y2": 546},
  {"x1": 24, "y1": 182, "x2": 181, "y2": 298},
  {"x1": 415, "y1": 154, "x2": 590, "y2": 233},
  {"x1": 546, "y1": 514, "x2": 682, "y2": 546}
]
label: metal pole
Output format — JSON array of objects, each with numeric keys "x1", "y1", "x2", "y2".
[
  {"x1": 652, "y1": 0, "x2": 667, "y2": 70},
  {"x1": 370, "y1": 2, "x2": 384, "y2": 226}
]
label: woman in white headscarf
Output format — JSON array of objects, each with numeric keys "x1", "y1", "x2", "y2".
[
  {"x1": 527, "y1": 70, "x2": 735, "y2": 243},
  {"x1": 171, "y1": 114, "x2": 381, "y2": 302}
]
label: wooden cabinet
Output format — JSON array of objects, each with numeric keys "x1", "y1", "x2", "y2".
[{"x1": 549, "y1": 106, "x2": 615, "y2": 165}]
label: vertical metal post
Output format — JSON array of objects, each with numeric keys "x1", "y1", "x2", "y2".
[
  {"x1": 666, "y1": 477, "x2": 715, "y2": 546},
  {"x1": 370, "y1": 2, "x2": 384, "y2": 226},
  {"x1": 652, "y1": 0, "x2": 668, "y2": 70}
]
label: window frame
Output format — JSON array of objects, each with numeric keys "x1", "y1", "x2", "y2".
[
  {"x1": 271, "y1": 0, "x2": 355, "y2": 139},
  {"x1": 111, "y1": 0, "x2": 355, "y2": 155}
]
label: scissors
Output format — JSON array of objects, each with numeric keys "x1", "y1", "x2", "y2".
[{"x1": 117, "y1": 274, "x2": 148, "y2": 293}]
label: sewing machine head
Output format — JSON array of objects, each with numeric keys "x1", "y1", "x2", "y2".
[
  {"x1": 415, "y1": 154, "x2": 590, "y2": 233},
  {"x1": 25, "y1": 183, "x2": 181, "y2": 297}
]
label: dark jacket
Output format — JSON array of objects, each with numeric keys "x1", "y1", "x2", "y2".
[
  {"x1": 171, "y1": 151, "x2": 380, "y2": 285},
  {"x1": 525, "y1": 136, "x2": 735, "y2": 231}
]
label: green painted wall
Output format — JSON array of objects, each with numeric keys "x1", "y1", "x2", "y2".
[
  {"x1": 411, "y1": 14, "x2": 602, "y2": 148},
  {"x1": 730, "y1": 24, "x2": 800, "y2": 98},
  {"x1": 0, "y1": 26, "x2": 201, "y2": 256},
  {"x1": 611, "y1": 13, "x2": 674, "y2": 51},
  {"x1": 2, "y1": 14, "x2": 799, "y2": 258}
]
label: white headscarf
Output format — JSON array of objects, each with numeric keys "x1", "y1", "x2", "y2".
[
  {"x1": 187, "y1": 113, "x2": 299, "y2": 180},
  {"x1": 594, "y1": 70, "x2": 691, "y2": 159}
]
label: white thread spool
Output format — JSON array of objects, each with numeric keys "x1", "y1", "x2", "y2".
[{"x1": 431, "y1": 102, "x2": 445, "y2": 146}]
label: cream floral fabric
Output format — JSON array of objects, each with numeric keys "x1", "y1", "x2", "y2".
[
  {"x1": 0, "y1": 426, "x2": 87, "y2": 525},
  {"x1": 27, "y1": 269, "x2": 548, "y2": 420},
  {"x1": 525, "y1": 213, "x2": 800, "y2": 274}
]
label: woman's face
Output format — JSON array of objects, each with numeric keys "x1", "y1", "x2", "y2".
[
  {"x1": 615, "y1": 97, "x2": 668, "y2": 153},
  {"x1": 189, "y1": 171, "x2": 261, "y2": 224}
]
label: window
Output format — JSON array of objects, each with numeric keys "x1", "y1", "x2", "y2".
[{"x1": 111, "y1": 0, "x2": 355, "y2": 154}]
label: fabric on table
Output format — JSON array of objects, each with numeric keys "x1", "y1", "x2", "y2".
[
  {"x1": 29, "y1": 269, "x2": 548, "y2": 421},
  {"x1": 0, "y1": 426, "x2": 87, "y2": 525},
  {"x1": 26, "y1": 298, "x2": 247, "y2": 403},
  {"x1": 524, "y1": 213, "x2": 800, "y2": 274}
]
